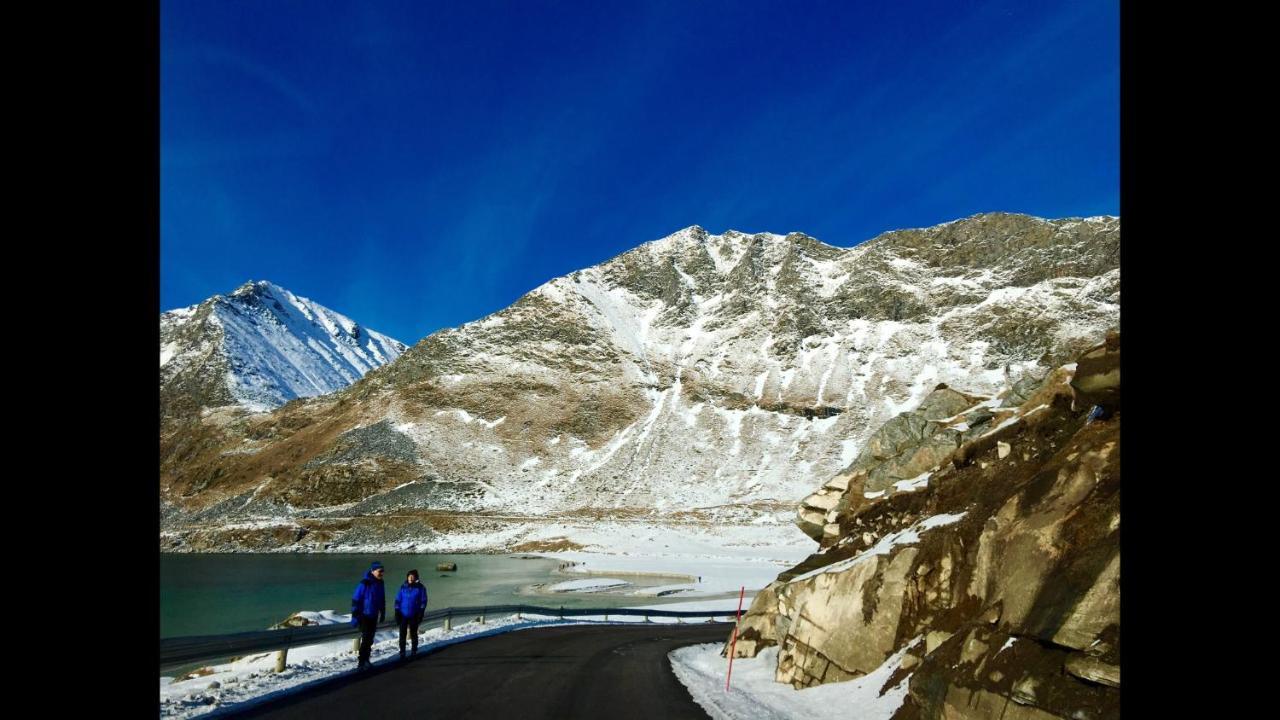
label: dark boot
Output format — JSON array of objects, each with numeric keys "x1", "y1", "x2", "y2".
[{"x1": 399, "y1": 648, "x2": 406, "y2": 660}]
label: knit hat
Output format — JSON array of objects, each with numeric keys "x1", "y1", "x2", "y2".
[{"x1": 370, "y1": 560, "x2": 384, "y2": 571}]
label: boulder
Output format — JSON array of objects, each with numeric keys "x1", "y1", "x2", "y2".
[
  {"x1": 736, "y1": 335, "x2": 1122, "y2": 718},
  {"x1": 1070, "y1": 332, "x2": 1120, "y2": 410},
  {"x1": 1065, "y1": 654, "x2": 1120, "y2": 688}
]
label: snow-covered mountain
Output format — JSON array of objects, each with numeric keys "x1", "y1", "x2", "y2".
[
  {"x1": 160, "y1": 213, "x2": 1119, "y2": 552},
  {"x1": 160, "y1": 281, "x2": 407, "y2": 416}
]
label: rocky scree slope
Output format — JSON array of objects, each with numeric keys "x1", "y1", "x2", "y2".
[
  {"x1": 160, "y1": 214, "x2": 1119, "y2": 552},
  {"x1": 725, "y1": 334, "x2": 1120, "y2": 720}
]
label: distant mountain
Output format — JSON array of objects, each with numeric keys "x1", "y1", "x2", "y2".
[
  {"x1": 160, "y1": 280, "x2": 407, "y2": 418},
  {"x1": 160, "y1": 213, "x2": 1119, "y2": 552}
]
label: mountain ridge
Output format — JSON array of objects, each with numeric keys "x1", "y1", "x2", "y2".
[
  {"x1": 160, "y1": 212, "x2": 1119, "y2": 553},
  {"x1": 160, "y1": 280, "x2": 407, "y2": 417}
]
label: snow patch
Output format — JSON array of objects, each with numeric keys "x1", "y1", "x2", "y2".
[
  {"x1": 793, "y1": 512, "x2": 967, "y2": 582},
  {"x1": 892, "y1": 472, "x2": 931, "y2": 493},
  {"x1": 670, "y1": 637, "x2": 919, "y2": 720},
  {"x1": 547, "y1": 578, "x2": 630, "y2": 593}
]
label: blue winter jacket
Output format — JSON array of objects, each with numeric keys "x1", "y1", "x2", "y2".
[
  {"x1": 395, "y1": 581, "x2": 428, "y2": 619},
  {"x1": 350, "y1": 570, "x2": 386, "y2": 624}
]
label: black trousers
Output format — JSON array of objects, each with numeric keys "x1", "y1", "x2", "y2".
[
  {"x1": 358, "y1": 616, "x2": 379, "y2": 664},
  {"x1": 398, "y1": 613, "x2": 423, "y2": 651}
]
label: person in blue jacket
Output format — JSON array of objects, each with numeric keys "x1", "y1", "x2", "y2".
[
  {"x1": 350, "y1": 560, "x2": 386, "y2": 670},
  {"x1": 395, "y1": 569, "x2": 429, "y2": 659}
]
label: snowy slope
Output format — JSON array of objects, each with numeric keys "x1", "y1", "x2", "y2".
[
  {"x1": 365, "y1": 215, "x2": 1119, "y2": 514},
  {"x1": 160, "y1": 281, "x2": 407, "y2": 413},
  {"x1": 161, "y1": 213, "x2": 1120, "y2": 552}
]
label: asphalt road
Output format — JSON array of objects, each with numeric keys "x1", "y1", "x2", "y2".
[{"x1": 232, "y1": 622, "x2": 733, "y2": 719}]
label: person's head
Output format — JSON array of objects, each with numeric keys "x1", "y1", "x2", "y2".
[
  {"x1": 407, "y1": 569, "x2": 419, "y2": 583},
  {"x1": 370, "y1": 560, "x2": 385, "y2": 579}
]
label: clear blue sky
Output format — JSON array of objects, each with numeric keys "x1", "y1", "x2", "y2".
[{"x1": 161, "y1": 0, "x2": 1119, "y2": 344}]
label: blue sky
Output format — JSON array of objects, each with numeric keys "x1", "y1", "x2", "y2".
[{"x1": 161, "y1": 0, "x2": 1119, "y2": 344}]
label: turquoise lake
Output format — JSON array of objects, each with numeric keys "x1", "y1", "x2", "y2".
[{"x1": 160, "y1": 553, "x2": 692, "y2": 638}]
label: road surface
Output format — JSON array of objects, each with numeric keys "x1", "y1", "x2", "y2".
[{"x1": 232, "y1": 622, "x2": 732, "y2": 719}]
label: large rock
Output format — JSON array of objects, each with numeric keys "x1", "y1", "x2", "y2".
[
  {"x1": 795, "y1": 385, "x2": 997, "y2": 540},
  {"x1": 1070, "y1": 331, "x2": 1120, "y2": 411},
  {"x1": 775, "y1": 547, "x2": 920, "y2": 687},
  {"x1": 1065, "y1": 654, "x2": 1120, "y2": 688},
  {"x1": 733, "y1": 336, "x2": 1121, "y2": 718}
]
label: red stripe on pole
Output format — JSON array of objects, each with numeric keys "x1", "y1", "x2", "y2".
[{"x1": 725, "y1": 585, "x2": 745, "y2": 691}]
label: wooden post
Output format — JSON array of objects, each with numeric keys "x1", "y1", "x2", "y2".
[
  {"x1": 725, "y1": 586, "x2": 746, "y2": 691},
  {"x1": 275, "y1": 648, "x2": 288, "y2": 673},
  {"x1": 444, "y1": 613, "x2": 452, "y2": 632},
  {"x1": 352, "y1": 637, "x2": 361, "y2": 654}
]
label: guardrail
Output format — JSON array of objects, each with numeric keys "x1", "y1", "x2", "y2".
[{"x1": 160, "y1": 605, "x2": 738, "y2": 671}]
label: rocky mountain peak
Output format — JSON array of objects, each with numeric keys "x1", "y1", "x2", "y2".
[
  {"x1": 230, "y1": 279, "x2": 268, "y2": 296},
  {"x1": 160, "y1": 281, "x2": 407, "y2": 419}
]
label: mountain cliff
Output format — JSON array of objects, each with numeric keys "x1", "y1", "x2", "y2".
[{"x1": 725, "y1": 334, "x2": 1120, "y2": 719}]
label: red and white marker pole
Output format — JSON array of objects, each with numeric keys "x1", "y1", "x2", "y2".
[{"x1": 725, "y1": 585, "x2": 746, "y2": 691}]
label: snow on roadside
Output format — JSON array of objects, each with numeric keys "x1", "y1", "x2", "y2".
[{"x1": 669, "y1": 637, "x2": 920, "y2": 720}]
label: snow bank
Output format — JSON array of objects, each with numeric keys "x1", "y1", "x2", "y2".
[{"x1": 669, "y1": 638, "x2": 920, "y2": 720}]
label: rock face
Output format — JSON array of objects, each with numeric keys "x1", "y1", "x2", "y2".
[
  {"x1": 795, "y1": 384, "x2": 992, "y2": 541},
  {"x1": 160, "y1": 280, "x2": 407, "y2": 418},
  {"x1": 727, "y1": 335, "x2": 1120, "y2": 719},
  {"x1": 160, "y1": 214, "x2": 1119, "y2": 552}
]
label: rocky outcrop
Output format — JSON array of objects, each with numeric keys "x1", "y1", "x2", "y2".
[
  {"x1": 729, "y1": 334, "x2": 1120, "y2": 719},
  {"x1": 796, "y1": 384, "x2": 996, "y2": 540}
]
